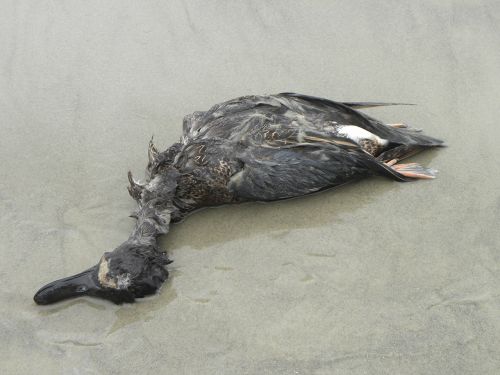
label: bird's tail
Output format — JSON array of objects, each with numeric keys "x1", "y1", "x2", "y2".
[{"x1": 341, "y1": 102, "x2": 415, "y2": 109}]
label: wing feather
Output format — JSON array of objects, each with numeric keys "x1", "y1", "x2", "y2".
[
  {"x1": 278, "y1": 93, "x2": 443, "y2": 146},
  {"x1": 228, "y1": 141, "x2": 406, "y2": 202}
]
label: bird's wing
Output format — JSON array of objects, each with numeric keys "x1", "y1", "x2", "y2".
[
  {"x1": 181, "y1": 95, "x2": 283, "y2": 142},
  {"x1": 228, "y1": 138, "x2": 407, "y2": 202},
  {"x1": 277, "y1": 93, "x2": 443, "y2": 146}
]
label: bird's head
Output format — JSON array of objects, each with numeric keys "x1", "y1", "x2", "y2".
[{"x1": 33, "y1": 242, "x2": 171, "y2": 305}]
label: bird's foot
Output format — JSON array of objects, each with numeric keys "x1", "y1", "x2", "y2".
[
  {"x1": 387, "y1": 123, "x2": 422, "y2": 132},
  {"x1": 387, "y1": 123, "x2": 407, "y2": 128},
  {"x1": 385, "y1": 159, "x2": 437, "y2": 179}
]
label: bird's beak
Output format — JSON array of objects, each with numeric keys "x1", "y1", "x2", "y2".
[
  {"x1": 34, "y1": 263, "x2": 136, "y2": 305},
  {"x1": 33, "y1": 265, "x2": 100, "y2": 305}
]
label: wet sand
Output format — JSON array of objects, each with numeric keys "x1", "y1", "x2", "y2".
[{"x1": 1, "y1": 1, "x2": 500, "y2": 374}]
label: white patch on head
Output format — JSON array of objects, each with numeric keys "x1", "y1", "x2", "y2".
[
  {"x1": 336, "y1": 125, "x2": 388, "y2": 147},
  {"x1": 98, "y1": 257, "x2": 131, "y2": 290},
  {"x1": 98, "y1": 258, "x2": 117, "y2": 289}
]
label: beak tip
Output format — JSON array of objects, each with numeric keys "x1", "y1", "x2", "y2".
[
  {"x1": 33, "y1": 294, "x2": 48, "y2": 305},
  {"x1": 33, "y1": 265, "x2": 100, "y2": 305},
  {"x1": 33, "y1": 293, "x2": 43, "y2": 305},
  {"x1": 33, "y1": 286, "x2": 54, "y2": 305},
  {"x1": 33, "y1": 284, "x2": 60, "y2": 305}
]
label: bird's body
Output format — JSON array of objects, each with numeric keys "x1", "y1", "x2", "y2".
[
  {"x1": 34, "y1": 93, "x2": 444, "y2": 305},
  {"x1": 143, "y1": 93, "x2": 442, "y2": 215}
]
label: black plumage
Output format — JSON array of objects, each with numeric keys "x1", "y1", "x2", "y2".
[{"x1": 34, "y1": 93, "x2": 444, "y2": 305}]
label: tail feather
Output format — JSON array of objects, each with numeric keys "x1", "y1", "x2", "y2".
[{"x1": 342, "y1": 102, "x2": 415, "y2": 109}]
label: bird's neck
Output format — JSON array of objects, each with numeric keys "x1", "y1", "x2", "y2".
[
  {"x1": 126, "y1": 165, "x2": 180, "y2": 246},
  {"x1": 128, "y1": 200, "x2": 172, "y2": 246}
]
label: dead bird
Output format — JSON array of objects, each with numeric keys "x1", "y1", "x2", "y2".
[{"x1": 34, "y1": 93, "x2": 444, "y2": 305}]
